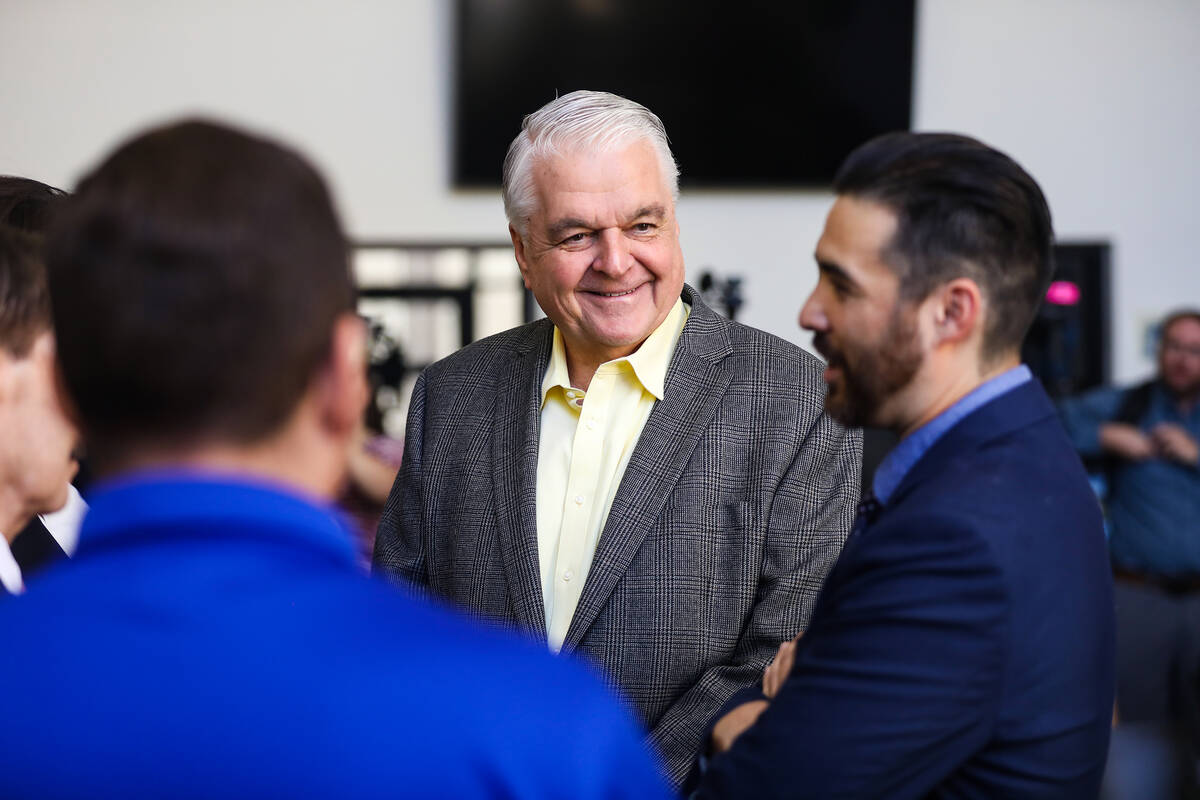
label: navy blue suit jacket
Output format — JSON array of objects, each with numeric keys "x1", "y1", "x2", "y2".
[{"x1": 699, "y1": 380, "x2": 1115, "y2": 798}]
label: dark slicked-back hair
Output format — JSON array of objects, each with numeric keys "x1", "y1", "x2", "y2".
[
  {"x1": 833, "y1": 132, "x2": 1055, "y2": 361},
  {"x1": 46, "y1": 119, "x2": 355, "y2": 460},
  {"x1": 0, "y1": 228, "x2": 52, "y2": 357},
  {"x1": 0, "y1": 176, "x2": 67, "y2": 234}
]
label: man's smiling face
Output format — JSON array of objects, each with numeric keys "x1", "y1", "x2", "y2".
[{"x1": 511, "y1": 138, "x2": 684, "y2": 373}]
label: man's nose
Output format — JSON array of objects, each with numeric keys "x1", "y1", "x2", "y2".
[
  {"x1": 798, "y1": 289, "x2": 826, "y2": 332},
  {"x1": 592, "y1": 229, "x2": 632, "y2": 277}
]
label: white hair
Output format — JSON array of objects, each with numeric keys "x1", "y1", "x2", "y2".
[{"x1": 501, "y1": 90, "x2": 680, "y2": 235}]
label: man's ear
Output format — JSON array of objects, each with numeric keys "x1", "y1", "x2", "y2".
[
  {"x1": 317, "y1": 312, "x2": 369, "y2": 438},
  {"x1": 929, "y1": 277, "x2": 983, "y2": 347},
  {"x1": 509, "y1": 224, "x2": 533, "y2": 290}
]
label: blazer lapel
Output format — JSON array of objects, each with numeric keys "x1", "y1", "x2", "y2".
[
  {"x1": 561, "y1": 291, "x2": 734, "y2": 652},
  {"x1": 9, "y1": 516, "x2": 68, "y2": 577},
  {"x1": 492, "y1": 324, "x2": 553, "y2": 638}
]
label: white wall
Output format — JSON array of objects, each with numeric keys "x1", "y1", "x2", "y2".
[
  {"x1": 2, "y1": 0, "x2": 1196, "y2": 381},
  {"x1": 915, "y1": 0, "x2": 1200, "y2": 382}
]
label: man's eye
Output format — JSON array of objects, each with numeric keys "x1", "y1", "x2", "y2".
[
  {"x1": 631, "y1": 223, "x2": 656, "y2": 234},
  {"x1": 827, "y1": 278, "x2": 852, "y2": 298},
  {"x1": 560, "y1": 232, "x2": 589, "y2": 246}
]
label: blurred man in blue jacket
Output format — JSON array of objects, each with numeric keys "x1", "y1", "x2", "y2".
[{"x1": 0, "y1": 119, "x2": 669, "y2": 799}]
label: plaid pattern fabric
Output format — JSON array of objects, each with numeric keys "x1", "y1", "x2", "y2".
[{"x1": 374, "y1": 285, "x2": 861, "y2": 787}]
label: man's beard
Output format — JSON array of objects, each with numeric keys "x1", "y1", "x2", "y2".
[
  {"x1": 1163, "y1": 365, "x2": 1200, "y2": 402},
  {"x1": 815, "y1": 307, "x2": 923, "y2": 429}
]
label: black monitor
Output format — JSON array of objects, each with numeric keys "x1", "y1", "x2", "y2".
[
  {"x1": 454, "y1": 0, "x2": 916, "y2": 189},
  {"x1": 1023, "y1": 242, "x2": 1112, "y2": 399}
]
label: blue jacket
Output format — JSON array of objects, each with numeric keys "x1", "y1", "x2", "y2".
[
  {"x1": 1058, "y1": 380, "x2": 1200, "y2": 575},
  {"x1": 0, "y1": 475, "x2": 670, "y2": 799},
  {"x1": 699, "y1": 380, "x2": 1115, "y2": 798}
]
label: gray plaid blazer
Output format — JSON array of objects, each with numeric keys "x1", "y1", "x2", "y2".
[{"x1": 374, "y1": 285, "x2": 860, "y2": 787}]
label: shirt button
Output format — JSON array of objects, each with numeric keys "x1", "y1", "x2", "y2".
[
  {"x1": 562, "y1": 569, "x2": 574, "y2": 582},
  {"x1": 574, "y1": 495, "x2": 584, "y2": 505},
  {"x1": 585, "y1": 419, "x2": 597, "y2": 431}
]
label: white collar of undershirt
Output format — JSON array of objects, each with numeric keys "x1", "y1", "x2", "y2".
[
  {"x1": 0, "y1": 536, "x2": 24, "y2": 594},
  {"x1": 0, "y1": 485, "x2": 89, "y2": 595}
]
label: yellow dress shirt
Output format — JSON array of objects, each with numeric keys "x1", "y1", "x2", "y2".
[{"x1": 536, "y1": 299, "x2": 690, "y2": 652}]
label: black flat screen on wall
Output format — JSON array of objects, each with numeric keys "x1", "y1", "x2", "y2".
[{"x1": 454, "y1": 0, "x2": 915, "y2": 189}]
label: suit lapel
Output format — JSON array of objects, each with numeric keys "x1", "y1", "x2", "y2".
[
  {"x1": 561, "y1": 291, "x2": 734, "y2": 652},
  {"x1": 492, "y1": 323, "x2": 553, "y2": 638},
  {"x1": 816, "y1": 381, "x2": 1055, "y2": 619},
  {"x1": 9, "y1": 516, "x2": 68, "y2": 577}
]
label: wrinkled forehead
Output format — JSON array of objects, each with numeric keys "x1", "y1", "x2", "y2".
[
  {"x1": 531, "y1": 136, "x2": 672, "y2": 195},
  {"x1": 528, "y1": 140, "x2": 676, "y2": 226}
]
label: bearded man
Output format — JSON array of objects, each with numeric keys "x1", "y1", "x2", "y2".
[{"x1": 698, "y1": 132, "x2": 1115, "y2": 799}]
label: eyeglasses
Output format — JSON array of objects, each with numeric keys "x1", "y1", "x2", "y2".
[{"x1": 1162, "y1": 339, "x2": 1200, "y2": 358}]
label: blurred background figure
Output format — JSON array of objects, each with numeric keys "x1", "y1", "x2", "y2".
[
  {"x1": 0, "y1": 176, "x2": 84, "y2": 593},
  {"x1": 1059, "y1": 309, "x2": 1200, "y2": 798},
  {"x1": 337, "y1": 318, "x2": 405, "y2": 567}
]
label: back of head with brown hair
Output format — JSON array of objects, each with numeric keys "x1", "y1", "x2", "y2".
[
  {"x1": 46, "y1": 119, "x2": 356, "y2": 463},
  {"x1": 0, "y1": 175, "x2": 67, "y2": 235}
]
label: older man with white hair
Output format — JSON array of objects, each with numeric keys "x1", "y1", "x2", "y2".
[{"x1": 374, "y1": 90, "x2": 860, "y2": 786}]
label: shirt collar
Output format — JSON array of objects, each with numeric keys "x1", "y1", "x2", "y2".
[
  {"x1": 872, "y1": 365, "x2": 1032, "y2": 504},
  {"x1": 78, "y1": 469, "x2": 359, "y2": 568},
  {"x1": 541, "y1": 327, "x2": 573, "y2": 406},
  {"x1": 540, "y1": 298, "x2": 689, "y2": 405},
  {"x1": 0, "y1": 536, "x2": 23, "y2": 594}
]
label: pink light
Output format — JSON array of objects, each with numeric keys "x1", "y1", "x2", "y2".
[{"x1": 1045, "y1": 280, "x2": 1081, "y2": 306}]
